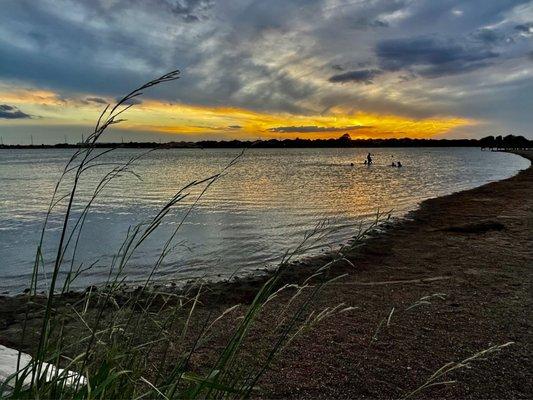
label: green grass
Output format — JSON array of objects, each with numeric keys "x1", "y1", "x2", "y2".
[
  {"x1": 0, "y1": 71, "x2": 513, "y2": 399},
  {"x1": 0, "y1": 71, "x2": 384, "y2": 399}
]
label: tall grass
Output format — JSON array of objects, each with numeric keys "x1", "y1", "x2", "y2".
[
  {"x1": 403, "y1": 342, "x2": 514, "y2": 399},
  {"x1": 0, "y1": 71, "x2": 516, "y2": 400},
  {"x1": 0, "y1": 71, "x2": 384, "y2": 399}
]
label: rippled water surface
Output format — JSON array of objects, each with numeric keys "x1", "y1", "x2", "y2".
[{"x1": 0, "y1": 148, "x2": 529, "y2": 292}]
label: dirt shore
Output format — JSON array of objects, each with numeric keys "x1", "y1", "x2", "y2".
[
  {"x1": 254, "y1": 150, "x2": 532, "y2": 399},
  {"x1": 0, "y1": 150, "x2": 531, "y2": 398}
]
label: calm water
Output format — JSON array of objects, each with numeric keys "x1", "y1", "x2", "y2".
[{"x1": 0, "y1": 148, "x2": 529, "y2": 293}]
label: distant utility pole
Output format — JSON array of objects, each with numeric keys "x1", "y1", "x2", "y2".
[
  {"x1": 0, "y1": 136, "x2": 3, "y2": 145},
  {"x1": 30, "y1": 135, "x2": 34, "y2": 145},
  {"x1": 64, "y1": 135, "x2": 67, "y2": 144}
]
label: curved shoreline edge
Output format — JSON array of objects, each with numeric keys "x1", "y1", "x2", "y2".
[
  {"x1": 0, "y1": 151, "x2": 531, "y2": 398},
  {"x1": 185, "y1": 149, "x2": 533, "y2": 305},
  {"x1": 0, "y1": 150, "x2": 531, "y2": 302},
  {"x1": 252, "y1": 150, "x2": 532, "y2": 398}
]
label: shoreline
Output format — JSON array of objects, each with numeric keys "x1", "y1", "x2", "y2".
[
  {"x1": 0, "y1": 149, "x2": 529, "y2": 303},
  {"x1": 0, "y1": 151, "x2": 531, "y2": 398},
  {"x1": 0, "y1": 149, "x2": 528, "y2": 298},
  {"x1": 130, "y1": 150, "x2": 533, "y2": 305},
  {"x1": 199, "y1": 149, "x2": 532, "y2": 304},
  {"x1": 254, "y1": 150, "x2": 532, "y2": 398}
]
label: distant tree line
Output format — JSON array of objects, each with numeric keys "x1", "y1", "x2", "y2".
[
  {"x1": 1, "y1": 134, "x2": 531, "y2": 150},
  {"x1": 478, "y1": 134, "x2": 532, "y2": 150}
]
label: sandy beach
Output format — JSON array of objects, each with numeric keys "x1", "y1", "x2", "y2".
[{"x1": 0, "y1": 150, "x2": 531, "y2": 398}]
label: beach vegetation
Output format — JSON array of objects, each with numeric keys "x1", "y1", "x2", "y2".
[{"x1": 0, "y1": 71, "x2": 383, "y2": 399}]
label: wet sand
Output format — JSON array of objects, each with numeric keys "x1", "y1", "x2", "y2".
[{"x1": 0, "y1": 150, "x2": 531, "y2": 398}]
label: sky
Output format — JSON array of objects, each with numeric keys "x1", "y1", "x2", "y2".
[{"x1": 0, "y1": 0, "x2": 532, "y2": 144}]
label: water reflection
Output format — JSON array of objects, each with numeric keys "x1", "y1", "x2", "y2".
[{"x1": 0, "y1": 148, "x2": 529, "y2": 292}]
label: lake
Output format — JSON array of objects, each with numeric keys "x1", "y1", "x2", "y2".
[{"x1": 0, "y1": 147, "x2": 529, "y2": 293}]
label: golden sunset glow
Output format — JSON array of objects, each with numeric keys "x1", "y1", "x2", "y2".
[
  {"x1": 124, "y1": 100, "x2": 473, "y2": 139},
  {"x1": 0, "y1": 87, "x2": 474, "y2": 140},
  {"x1": 1, "y1": 3, "x2": 532, "y2": 397}
]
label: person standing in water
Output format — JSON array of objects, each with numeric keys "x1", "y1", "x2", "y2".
[{"x1": 366, "y1": 152, "x2": 373, "y2": 165}]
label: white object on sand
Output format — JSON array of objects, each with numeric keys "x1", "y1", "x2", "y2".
[{"x1": 0, "y1": 345, "x2": 86, "y2": 391}]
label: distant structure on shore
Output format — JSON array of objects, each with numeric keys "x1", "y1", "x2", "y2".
[
  {"x1": 1, "y1": 134, "x2": 531, "y2": 150},
  {"x1": 478, "y1": 135, "x2": 532, "y2": 151}
]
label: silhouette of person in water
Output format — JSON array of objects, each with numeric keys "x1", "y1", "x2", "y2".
[
  {"x1": 391, "y1": 161, "x2": 396, "y2": 167},
  {"x1": 397, "y1": 161, "x2": 402, "y2": 167},
  {"x1": 366, "y1": 153, "x2": 373, "y2": 165}
]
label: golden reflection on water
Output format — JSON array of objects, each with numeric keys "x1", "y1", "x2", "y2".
[{"x1": 0, "y1": 148, "x2": 528, "y2": 292}]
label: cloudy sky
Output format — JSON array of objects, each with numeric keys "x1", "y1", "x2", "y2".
[{"x1": 0, "y1": 0, "x2": 532, "y2": 144}]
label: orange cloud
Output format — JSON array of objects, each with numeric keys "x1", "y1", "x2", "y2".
[
  {"x1": 0, "y1": 88, "x2": 65, "y2": 105},
  {"x1": 0, "y1": 87, "x2": 474, "y2": 138},
  {"x1": 122, "y1": 100, "x2": 474, "y2": 139}
]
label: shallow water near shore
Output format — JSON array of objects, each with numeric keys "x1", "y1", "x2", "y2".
[{"x1": 0, "y1": 147, "x2": 529, "y2": 293}]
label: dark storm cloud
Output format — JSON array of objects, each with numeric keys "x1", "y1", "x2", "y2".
[
  {"x1": 195, "y1": 124, "x2": 243, "y2": 131},
  {"x1": 376, "y1": 36, "x2": 499, "y2": 77},
  {"x1": 0, "y1": 40, "x2": 147, "y2": 96},
  {"x1": 0, "y1": 1, "x2": 159, "y2": 97},
  {"x1": 0, "y1": 0, "x2": 532, "y2": 139},
  {"x1": 191, "y1": 48, "x2": 317, "y2": 114},
  {"x1": 115, "y1": 97, "x2": 143, "y2": 105},
  {"x1": 471, "y1": 28, "x2": 505, "y2": 44},
  {"x1": 169, "y1": 0, "x2": 214, "y2": 22},
  {"x1": 0, "y1": 105, "x2": 31, "y2": 119},
  {"x1": 76, "y1": 0, "x2": 214, "y2": 23},
  {"x1": 327, "y1": 0, "x2": 407, "y2": 30},
  {"x1": 328, "y1": 69, "x2": 382, "y2": 84},
  {"x1": 514, "y1": 22, "x2": 533, "y2": 34},
  {"x1": 0, "y1": 0, "x2": 320, "y2": 114},
  {"x1": 350, "y1": 18, "x2": 389, "y2": 30},
  {"x1": 370, "y1": 20, "x2": 388, "y2": 28},
  {"x1": 86, "y1": 97, "x2": 108, "y2": 104},
  {"x1": 268, "y1": 125, "x2": 369, "y2": 133}
]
